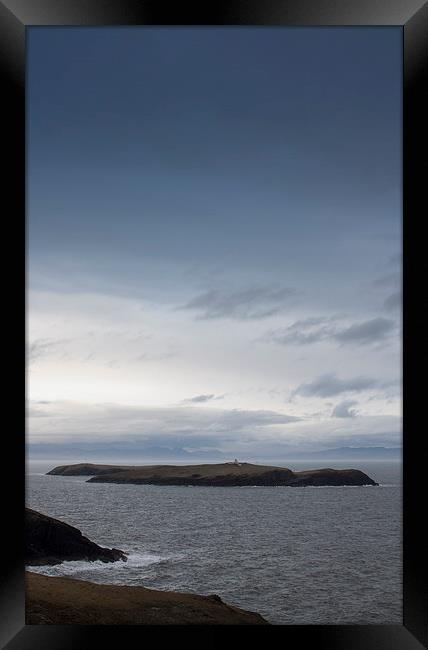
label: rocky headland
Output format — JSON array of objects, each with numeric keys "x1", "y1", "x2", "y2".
[
  {"x1": 26, "y1": 507, "x2": 127, "y2": 566},
  {"x1": 47, "y1": 461, "x2": 378, "y2": 487}
]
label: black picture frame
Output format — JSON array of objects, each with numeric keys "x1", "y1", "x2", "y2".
[{"x1": 1, "y1": 0, "x2": 427, "y2": 647}]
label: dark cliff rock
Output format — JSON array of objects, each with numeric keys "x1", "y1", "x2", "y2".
[
  {"x1": 47, "y1": 462, "x2": 378, "y2": 487},
  {"x1": 286, "y1": 468, "x2": 377, "y2": 486},
  {"x1": 26, "y1": 508, "x2": 127, "y2": 566}
]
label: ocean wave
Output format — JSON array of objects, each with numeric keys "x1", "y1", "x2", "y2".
[{"x1": 26, "y1": 550, "x2": 178, "y2": 577}]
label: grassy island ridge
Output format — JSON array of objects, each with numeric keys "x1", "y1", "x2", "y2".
[{"x1": 47, "y1": 461, "x2": 378, "y2": 486}]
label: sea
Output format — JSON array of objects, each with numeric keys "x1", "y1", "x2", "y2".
[{"x1": 26, "y1": 459, "x2": 402, "y2": 625}]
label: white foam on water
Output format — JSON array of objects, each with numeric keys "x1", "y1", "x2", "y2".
[{"x1": 26, "y1": 550, "x2": 178, "y2": 578}]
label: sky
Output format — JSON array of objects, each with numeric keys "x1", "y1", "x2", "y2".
[{"x1": 27, "y1": 27, "x2": 402, "y2": 460}]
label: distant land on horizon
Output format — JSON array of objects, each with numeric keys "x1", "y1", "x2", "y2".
[
  {"x1": 283, "y1": 446, "x2": 402, "y2": 460},
  {"x1": 28, "y1": 443, "x2": 401, "y2": 463}
]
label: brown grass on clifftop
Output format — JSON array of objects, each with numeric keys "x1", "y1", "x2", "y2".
[{"x1": 26, "y1": 572, "x2": 269, "y2": 625}]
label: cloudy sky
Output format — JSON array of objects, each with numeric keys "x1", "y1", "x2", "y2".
[{"x1": 27, "y1": 27, "x2": 402, "y2": 459}]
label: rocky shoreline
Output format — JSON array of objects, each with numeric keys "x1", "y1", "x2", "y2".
[{"x1": 25, "y1": 507, "x2": 269, "y2": 625}]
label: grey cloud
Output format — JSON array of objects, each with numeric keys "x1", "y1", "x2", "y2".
[
  {"x1": 210, "y1": 408, "x2": 300, "y2": 431},
  {"x1": 293, "y1": 373, "x2": 377, "y2": 398},
  {"x1": 267, "y1": 316, "x2": 395, "y2": 348},
  {"x1": 185, "y1": 394, "x2": 217, "y2": 403},
  {"x1": 180, "y1": 286, "x2": 297, "y2": 320},
  {"x1": 383, "y1": 292, "x2": 401, "y2": 312},
  {"x1": 332, "y1": 400, "x2": 358, "y2": 418},
  {"x1": 28, "y1": 402, "x2": 301, "y2": 443},
  {"x1": 334, "y1": 318, "x2": 395, "y2": 345},
  {"x1": 28, "y1": 338, "x2": 72, "y2": 363},
  {"x1": 266, "y1": 317, "x2": 336, "y2": 346}
]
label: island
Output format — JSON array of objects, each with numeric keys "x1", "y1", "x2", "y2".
[{"x1": 47, "y1": 461, "x2": 378, "y2": 486}]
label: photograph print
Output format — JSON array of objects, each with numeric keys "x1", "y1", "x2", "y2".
[{"x1": 26, "y1": 26, "x2": 402, "y2": 626}]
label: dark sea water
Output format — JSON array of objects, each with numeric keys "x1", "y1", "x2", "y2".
[{"x1": 26, "y1": 460, "x2": 402, "y2": 625}]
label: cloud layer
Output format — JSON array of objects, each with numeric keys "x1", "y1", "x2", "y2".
[
  {"x1": 181, "y1": 286, "x2": 297, "y2": 320},
  {"x1": 334, "y1": 318, "x2": 395, "y2": 345},
  {"x1": 183, "y1": 394, "x2": 223, "y2": 404},
  {"x1": 331, "y1": 400, "x2": 359, "y2": 418},
  {"x1": 27, "y1": 399, "x2": 401, "y2": 455},
  {"x1": 292, "y1": 373, "x2": 378, "y2": 398},
  {"x1": 267, "y1": 316, "x2": 396, "y2": 347}
]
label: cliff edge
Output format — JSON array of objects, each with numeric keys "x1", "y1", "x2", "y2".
[
  {"x1": 26, "y1": 508, "x2": 127, "y2": 566},
  {"x1": 26, "y1": 572, "x2": 269, "y2": 625}
]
